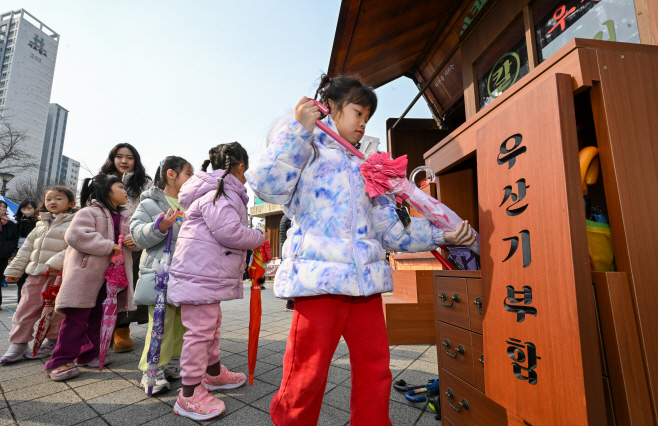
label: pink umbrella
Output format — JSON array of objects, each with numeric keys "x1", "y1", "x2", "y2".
[
  {"x1": 98, "y1": 235, "x2": 130, "y2": 371},
  {"x1": 312, "y1": 99, "x2": 479, "y2": 261},
  {"x1": 32, "y1": 270, "x2": 62, "y2": 357}
]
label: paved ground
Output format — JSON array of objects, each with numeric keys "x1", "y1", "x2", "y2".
[{"x1": 0, "y1": 282, "x2": 441, "y2": 425}]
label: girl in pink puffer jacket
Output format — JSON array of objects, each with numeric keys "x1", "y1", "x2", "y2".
[{"x1": 167, "y1": 142, "x2": 265, "y2": 421}]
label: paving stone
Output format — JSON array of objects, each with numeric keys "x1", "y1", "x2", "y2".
[
  {"x1": 414, "y1": 408, "x2": 442, "y2": 425},
  {"x1": 318, "y1": 404, "x2": 351, "y2": 426},
  {"x1": 323, "y1": 385, "x2": 351, "y2": 412},
  {"x1": 221, "y1": 353, "x2": 248, "y2": 370},
  {"x1": 87, "y1": 386, "x2": 149, "y2": 414},
  {"x1": 102, "y1": 398, "x2": 171, "y2": 426},
  {"x1": 257, "y1": 366, "x2": 283, "y2": 387},
  {"x1": 66, "y1": 368, "x2": 123, "y2": 388},
  {"x1": 20, "y1": 402, "x2": 97, "y2": 426},
  {"x1": 331, "y1": 354, "x2": 351, "y2": 370},
  {"x1": 207, "y1": 405, "x2": 271, "y2": 426},
  {"x1": 10, "y1": 389, "x2": 81, "y2": 421},
  {"x1": 4, "y1": 380, "x2": 69, "y2": 406},
  {"x1": 0, "y1": 362, "x2": 46, "y2": 382},
  {"x1": 327, "y1": 365, "x2": 351, "y2": 385},
  {"x1": 141, "y1": 412, "x2": 198, "y2": 426},
  {"x1": 249, "y1": 391, "x2": 275, "y2": 414},
  {"x1": 407, "y1": 360, "x2": 440, "y2": 375},
  {"x1": 0, "y1": 368, "x2": 52, "y2": 392},
  {"x1": 74, "y1": 377, "x2": 132, "y2": 400},
  {"x1": 0, "y1": 408, "x2": 15, "y2": 426},
  {"x1": 258, "y1": 352, "x2": 283, "y2": 367},
  {"x1": 390, "y1": 346, "x2": 426, "y2": 361},
  {"x1": 75, "y1": 416, "x2": 111, "y2": 426},
  {"x1": 389, "y1": 400, "x2": 424, "y2": 426},
  {"x1": 220, "y1": 340, "x2": 249, "y2": 354},
  {"x1": 219, "y1": 379, "x2": 278, "y2": 404},
  {"x1": 417, "y1": 346, "x2": 438, "y2": 364},
  {"x1": 261, "y1": 340, "x2": 287, "y2": 353}
]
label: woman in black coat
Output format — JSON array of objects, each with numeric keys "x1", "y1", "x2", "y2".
[
  {"x1": 14, "y1": 200, "x2": 38, "y2": 304},
  {"x1": 279, "y1": 215, "x2": 293, "y2": 311},
  {"x1": 0, "y1": 200, "x2": 19, "y2": 310}
]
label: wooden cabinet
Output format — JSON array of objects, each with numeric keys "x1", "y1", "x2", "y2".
[{"x1": 441, "y1": 369, "x2": 507, "y2": 426}]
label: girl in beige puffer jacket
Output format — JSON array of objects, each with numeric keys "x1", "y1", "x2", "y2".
[{"x1": 0, "y1": 187, "x2": 77, "y2": 365}]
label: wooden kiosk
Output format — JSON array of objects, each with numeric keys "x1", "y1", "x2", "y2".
[{"x1": 329, "y1": 1, "x2": 658, "y2": 425}]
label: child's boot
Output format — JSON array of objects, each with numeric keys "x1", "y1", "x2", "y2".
[
  {"x1": 25, "y1": 339, "x2": 57, "y2": 359},
  {"x1": 173, "y1": 385, "x2": 225, "y2": 420},
  {"x1": 113, "y1": 327, "x2": 133, "y2": 352},
  {"x1": 0, "y1": 342, "x2": 28, "y2": 364},
  {"x1": 202, "y1": 365, "x2": 246, "y2": 390}
]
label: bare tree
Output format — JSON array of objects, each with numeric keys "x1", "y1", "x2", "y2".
[
  {"x1": 0, "y1": 112, "x2": 41, "y2": 176},
  {"x1": 10, "y1": 177, "x2": 74, "y2": 205}
]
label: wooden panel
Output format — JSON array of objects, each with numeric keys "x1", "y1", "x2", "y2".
[
  {"x1": 439, "y1": 322, "x2": 476, "y2": 386},
  {"x1": 434, "y1": 277, "x2": 470, "y2": 330},
  {"x1": 437, "y1": 167, "x2": 480, "y2": 232},
  {"x1": 590, "y1": 49, "x2": 658, "y2": 424},
  {"x1": 467, "y1": 279, "x2": 483, "y2": 335},
  {"x1": 435, "y1": 270, "x2": 481, "y2": 279},
  {"x1": 477, "y1": 74, "x2": 605, "y2": 425},
  {"x1": 382, "y1": 298, "x2": 436, "y2": 345},
  {"x1": 391, "y1": 270, "x2": 434, "y2": 304},
  {"x1": 472, "y1": 332, "x2": 485, "y2": 393},
  {"x1": 265, "y1": 213, "x2": 283, "y2": 259},
  {"x1": 441, "y1": 369, "x2": 507, "y2": 426},
  {"x1": 603, "y1": 377, "x2": 618, "y2": 426},
  {"x1": 387, "y1": 118, "x2": 449, "y2": 179},
  {"x1": 593, "y1": 272, "x2": 655, "y2": 426}
]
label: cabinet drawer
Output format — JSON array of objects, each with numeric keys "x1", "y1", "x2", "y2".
[
  {"x1": 441, "y1": 369, "x2": 507, "y2": 426},
  {"x1": 434, "y1": 277, "x2": 470, "y2": 329},
  {"x1": 439, "y1": 322, "x2": 475, "y2": 386},
  {"x1": 471, "y1": 333, "x2": 485, "y2": 392},
  {"x1": 466, "y1": 279, "x2": 483, "y2": 334}
]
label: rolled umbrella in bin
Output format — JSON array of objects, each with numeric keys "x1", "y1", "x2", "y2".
[
  {"x1": 32, "y1": 270, "x2": 62, "y2": 357},
  {"x1": 145, "y1": 214, "x2": 174, "y2": 396},
  {"x1": 98, "y1": 235, "x2": 130, "y2": 371}
]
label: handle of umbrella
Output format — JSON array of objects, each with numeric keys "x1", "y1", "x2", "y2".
[
  {"x1": 310, "y1": 99, "x2": 364, "y2": 160},
  {"x1": 154, "y1": 214, "x2": 174, "y2": 251},
  {"x1": 431, "y1": 248, "x2": 455, "y2": 271}
]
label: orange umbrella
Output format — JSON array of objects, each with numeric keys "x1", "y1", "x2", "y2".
[{"x1": 247, "y1": 241, "x2": 271, "y2": 385}]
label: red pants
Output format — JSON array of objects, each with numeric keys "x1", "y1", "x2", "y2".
[{"x1": 270, "y1": 294, "x2": 392, "y2": 426}]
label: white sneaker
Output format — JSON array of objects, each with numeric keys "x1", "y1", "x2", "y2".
[
  {"x1": 25, "y1": 339, "x2": 57, "y2": 359},
  {"x1": 141, "y1": 368, "x2": 170, "y2": 395},
  {"x1": 0, "y1": 342, "x2": 29, "y2": 364},
  {"x1": 75, "y1": 355, "x2": 113, "y2": 368},
  {"x1": 165, "y1": 357, "x2": 181, "y2": 379}
]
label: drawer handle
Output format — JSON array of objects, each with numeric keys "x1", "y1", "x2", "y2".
[
  {"x1": 443, "y1": 339, "x2": 465, "y2": 358},
  {"x1": 479, "y1": 354, "x2": 484, "y2": 367},
  {"x1": 473, "y1": 297, "x2": 483, "y2": 314},
  {"x1": 446, "y1": 388, "x2": 470, "y2": 412},
  {"x1": 439, "y1": 292, "x2": 461, "y2": 307}
]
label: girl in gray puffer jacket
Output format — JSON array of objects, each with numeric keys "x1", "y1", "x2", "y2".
[{"x1": 130, "y1": 156, "x2": 193, "y2": 395}]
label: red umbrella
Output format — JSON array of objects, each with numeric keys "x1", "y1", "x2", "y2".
[
  {"x1": 247, "y1": 241, "x2": 271, "y2": 386},
  {"x1": 98, "y1": 235, "x2": 130, "y2": 371},
  {"x1": 32, "y1": 270, "x2": 62, "y2": 357}
]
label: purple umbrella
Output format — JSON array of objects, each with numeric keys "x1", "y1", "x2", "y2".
[{"x1": 145, "y1": 214, "x2": 174, "y2": 396}]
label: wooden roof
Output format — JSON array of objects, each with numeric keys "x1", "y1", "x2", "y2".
[{"x1": 328, "y1": 0, "x2": 458, "y2": 88}]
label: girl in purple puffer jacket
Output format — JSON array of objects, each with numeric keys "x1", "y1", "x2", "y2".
[{"x1": 167, "y1": 142, "x2": 265, "y2": 421}]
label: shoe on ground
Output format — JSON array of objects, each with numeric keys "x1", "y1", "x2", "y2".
[
  {"x1": 285, "y1": 300, "x2": 294, "y2": 312},
  {"x1": 48, "y1": 363, "x2": 80, "y2": 381},
  {"x1": 260, "y1": 284, "x2": 266, "y2": 290},
  {"x1": 113, "y1": 327, "x2": 134, "y2": 352},
  {"x1": 165, "y1": 357, "x2": 181, "y2": 379},
  {"x1": 0, "y1": 342, "x2": 29, "y2": 364},
  {"x1": 141, "y1": 368, "x2": 170, "y2": 395},
  {"x1": 25, "y1": 339, "x2": 56, "y2": 359},
  {"x1": 173, "y1": 386, "x2": 225, "y2": 421},
  {"x1": 75, "y1": 355, "x2": 112, "y2": 368},
  {"x1": 202, "y1": 365, "x2": 246, "y2": 391}
]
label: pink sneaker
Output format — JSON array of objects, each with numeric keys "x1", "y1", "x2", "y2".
[
  {"x1": 202, "y1": 365, "x2": 247, "y2": 391},
  {"x1": 173, "y1": 386, "x2": 225, "y2": 421}
]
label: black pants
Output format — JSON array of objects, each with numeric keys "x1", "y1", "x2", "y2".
[
  {"x1": 16, "y1": 273, "x2": 28, "y2": 305},
  {"x1": 116, "y1": 250, "x2": 148, "y2": 328},
  {"x1": 0, "y1": 257, "x2": 8, "y2": 307}
]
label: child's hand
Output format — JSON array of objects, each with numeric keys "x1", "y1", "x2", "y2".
[
  {"x1": 123, "y1": 236, "x2": 136, "y2": 249},
  {"x1": 444, "y1": 221, "x2": 477, "y2": 246},
  {"x1": 112, "y1": 244, "x2": 122, "y2": 256},
  {"x1": 158, "y1": 209, "x2": 177, "y2": 232},
  {"x1": 5, "y1": 276, "x2": 18, "y2": 282},
  {"x1": 295, "y1": 97, "x2": 321, "y2": 134}
]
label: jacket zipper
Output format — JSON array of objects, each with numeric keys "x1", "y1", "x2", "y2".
[{"x1": 345, "y1": 152, "x2": 365, "y2": 296}]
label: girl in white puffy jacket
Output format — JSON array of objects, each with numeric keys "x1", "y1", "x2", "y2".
[{"x1": 0, "y1": 186, "x2": 76, "y2": 364}]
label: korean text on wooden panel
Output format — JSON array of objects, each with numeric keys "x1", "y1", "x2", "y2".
[{"x1": 476, "y1": 74, "x2": 605, "y2": 425}]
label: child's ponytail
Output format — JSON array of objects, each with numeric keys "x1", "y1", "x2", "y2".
[
  {"x1": 201, "y1": 142, "x2": 249, "y2": 205},
  {"x1": 80, "y1": 174, "x2": 123, "y2": 211}
]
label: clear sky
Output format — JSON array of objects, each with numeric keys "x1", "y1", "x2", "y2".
[{"x1": 7, "y1": 1, "x2": 431, "y2": 203}]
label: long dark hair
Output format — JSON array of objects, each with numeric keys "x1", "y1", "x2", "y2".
[
  {"x1": 15, "y1": 200, "x2": 38, "y2": 222},
  {"x1": 38, "y1": 186, "x2": 76, "y2": 213},
  {"x1": 100, "y1": 143, "x2": 151, "y2": 199},
  {"x1": 310, "y1": 73, "x2": 377, "y2": 163},
  {"x1": 153, "y1": 156, "x2": 192, "y2": 190},
  {"x1": 80, "y1": 174, "x2": 123, "y2": 212},
  {"x1": 201, "y1": 142, "x2": 249, "y2": 204}
]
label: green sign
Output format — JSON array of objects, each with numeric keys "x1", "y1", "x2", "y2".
[{"x1": 254, "y1": 196, "x2": 266, "y2": 206}]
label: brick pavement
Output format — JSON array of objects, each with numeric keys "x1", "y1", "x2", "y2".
[{"x1": 0, "y1": 283, "x2": 441, "y2": 425}]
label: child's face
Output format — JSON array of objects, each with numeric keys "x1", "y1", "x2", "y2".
[
  {"x1": 170, "y1": 164, "x2": 194, "y2": 194},
  {"x1": 109, "y1": 182, "x2": 128, "y2": 208},
  {"x1": 20, "y1": 206, "x2": 35, "y2": 217},
  {"x1": 114, "y1": 148, "x2": 135, "y2": 175},
  {"x1": 44, "y1": 190, "x2": 75, "y2": 214},
  {"x1": 330, "y1": 101, "x2": 370, "y2": 146}
]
